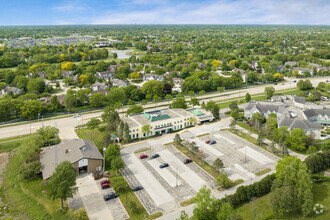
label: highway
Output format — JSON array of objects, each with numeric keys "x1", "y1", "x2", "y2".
[{"x1": 0, "y1": 77, "x2": 328, "y2": 140}]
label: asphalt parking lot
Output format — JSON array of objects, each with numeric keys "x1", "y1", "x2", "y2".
[
  {"x1": 121, "y1": 120, "x2": 278, "y2": 215},
  {"x1": 73, "y1": 175, "x2": 128, "y2": 220}
]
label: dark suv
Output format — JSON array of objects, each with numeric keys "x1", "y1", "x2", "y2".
[
  {"x1": 104, "y1": 192, "x2": 118, "y2": 201},
  {"x1": 159, "y1": 163, "x2": 169, "y2": 168},
  {"x1": 132, "y1": 186, "x2": 143, "y2": 191},
  {"x1": 184, "y1": 159, "x2": 192, "y2": 164},
  {"x1": 151, "y1": 154, "x2": 159, "y2": 159}
]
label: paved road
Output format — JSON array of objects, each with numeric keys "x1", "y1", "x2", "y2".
[{"x1": 0, "y1": 77, "x2": 327, "y2": 140}]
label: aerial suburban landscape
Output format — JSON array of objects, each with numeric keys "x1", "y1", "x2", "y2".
[{"x1": 0, "y1": 1, "x2": 329, "y2": 220}]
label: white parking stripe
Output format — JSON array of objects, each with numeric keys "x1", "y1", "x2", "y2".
[
  {"x1": 233, "y1": 164, "x2": 256, "y2": 179},
  {"x1": 158, "y1": 150, "x2": 207, "y2": 192},
  {"x1": 148, "y1": 159, "x2": 181, "y2": 187},
  {"x1": 122, "y1": 154, "x2": 173, "y2": 207},
  {"x1": 193, "y1": 138, "x2": 224, "y2": 157},
  {"x1": 214, "y1": 134, "x2": 236, "y2": 145},
  {"x1": 237, "y1": 146, "x2": 274, "y2": 165}
]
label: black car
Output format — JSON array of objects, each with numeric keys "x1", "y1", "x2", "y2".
[
  {"x1": 293, "y1": 80, "x2": 297, "y2": 82},
  {"x1": 151, "y1": 154, "x2": 160, "y2": 159},
  {"x1": 132, "y1": 186, "x2": 143, "y2": 191},
  {"x1": 184, "y1": 159, "x2": 192, "y2": 164},
  {"x1": 209, "y1": 140, "x2": 216, "y2": 144},
  {"x1": 326, "y1": 80, "x2": 329, "y2": 82},
  {"x1": 104, "y1": 192, "x2": 118, "y2": 201},
  {"x1": 274, "y1": 82, "x2": 277, "y2": 85},
  {"x1": 159, "y1": 163, "x2": 169, "y2": 168}
]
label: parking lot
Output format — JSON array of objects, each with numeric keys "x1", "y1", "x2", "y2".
[
  {"x1": 121, "y1": 121, "x2": 279, "y2": 215},
  {"x1": 71, "y1": 175, "x2": 128, "y2": 220}
]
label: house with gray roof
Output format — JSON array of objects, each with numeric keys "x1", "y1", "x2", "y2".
[
  {"x1": 0, "y1": 86, "x2": 23, "y2": 97},
  {"x1": 96, "y1": 70, "x2": 114, "y2": 81},
  {"x1": 293, "y1": 68, "x2": 313, "y2": 76},
  {"x1": 40, "y1": 139, "x2": 103, "y2": 180},
  {"x1": 278, "y1": 118, "x2": 322, "y2": 139},
  {"x1": 244, "y1": 101, "x2": 288, "y2": 119},
  {"x1": 92, "y1": 82, "x2": 108, "y2": 91},
  {"x1": 143, "y1": 74, "x2": 164, "y2": 82},
  {"x1": 303, "y1": 109, "x2": 330, "y2": 125},
  {"x1": 111, "y1": 79, "x2": 128, "y2": 88},
  {"x1": 285, "y1": 61, "x2": 299, "y2": 66}
]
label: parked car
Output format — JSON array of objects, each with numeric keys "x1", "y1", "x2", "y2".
[
  {"x1": 274, "y1": 82, "x2": 277, "y2": 85},
  {"x1": 151, "y1": 154, "x2": 159, "y2": 159},
  {"x1": 100, "y1": 179, "x2": 110, "y2": 185},
  {"x1": 73, "y1": 114, "x2": 80, "y2": 118},
  {"x1": 326, "y1": 80, "x2": 329, "y2": 82},
  {"x1": 209, "y1": 140, "x2": 216, "y2": 144},
  {"x1": 132, "y1": 186, "x2": 143, "y2": 191},
  {"x1": 184, "y1": 159, "x2": 192, "y2": 164},
  {"x1": 104, "y1": 192, "x2": 118, "y2": 201},
  {"x1": 139, "y1": 154, "x2": 148, "y2": 159},
  {"x1": 159, "y1": 163, "x2": 169, "y2": 168},
  {"x1": 293, "y1": 80, "x2": 297, "y2": 82},
  {"x1": 205, "y1": 140, "x2": 211, "y2": 144},
  {"x1": 101, "y1": 183, "x2": 110, "y2": 189},
  {"x1": 281, "y1": 83, "x2": 285, "y2": 85}
]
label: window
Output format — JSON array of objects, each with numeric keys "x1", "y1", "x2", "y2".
[
  {"x1": 133, "y1": 134, "x2": 135, "y2": 138},
  {"x1": 137, "y1": 134, "x2": 139, "y2": 138},
  {"x1": 150, "y1": 131, "x2": 152, "y2": 135},
  {"x1": 133, "y1": 129, "x2": 135, "y2": 132}
]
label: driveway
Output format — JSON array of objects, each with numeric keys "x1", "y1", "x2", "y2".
[{"x1": 75, "y1": 175, "x2": 128, "y2": 220}]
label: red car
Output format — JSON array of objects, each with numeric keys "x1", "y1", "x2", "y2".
[
  {"x1": 101, "y1": 183, "x2": 110, "y2": 189},
  {"x1": 140, "y1": 154, "x2": 148, "y2": 159},
  {"x1": 100, "y1": 179, "x2": 110, "y2": 185},
  {"x1": 205, "y1": 140, "x2": 211, "y2": 144}
]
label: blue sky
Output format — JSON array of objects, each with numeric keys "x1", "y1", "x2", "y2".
[{"x1": 0, "y1": 0, "x2": 329, "y2": 25}]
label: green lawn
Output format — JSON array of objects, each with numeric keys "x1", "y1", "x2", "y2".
[
  {"x1": 255, "y1": 168, "x2": 271, "y2": 176},
  {"x1": 237, "y1": 182, "x2": 330, "y2": 220},
  {"x1": 0, "y1": 134, "x2": 37, "y2": 153}
]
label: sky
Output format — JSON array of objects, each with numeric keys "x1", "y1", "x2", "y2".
[{"x1": 0, "y1": 0, "x2": 329, "y2": 25}]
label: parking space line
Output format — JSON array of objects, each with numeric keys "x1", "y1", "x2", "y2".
[
  {"x1": 193, "y1": 138, "x2": 224, "y2": 157},
  {"x1": 148, "y1": 159, "x2": 181, "y2": 187},
  {"x1": 237, "y1": 146, "x2": 274, "y2": 165},
  {"x1": 233, "y1": 164, "x2": 256, "y2": 179},
  {"x1": 158, "y1": 150, "x2": 207, "y2": 192},
  {"x1": 214, "y1": 134, "x2": 236, "y2": 145},
  {"x1": 122, "y1": 154, "x2": 174, "y2": 207}
]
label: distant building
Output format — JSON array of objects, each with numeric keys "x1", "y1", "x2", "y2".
[
  {"x1": 278, "y1": 118, "x2": 322, "y2": 139},
  {"x1": 92, "y1": 82, "x2": 108, "y2": 91},
  {"x1": 96, "y1": 70, "x2": 114, "y2": 81},
  {"x1": 111, "y1": 79, "x2": 128, "y2": 88},
  {"x1": 285, "y1": 61, "x2": 299, "y2": 66},
  {"x1": 303, "y1": 109, "x2": 330, "y2": 126},
  {"x1": 122, "y1": 108, "x2": 214, "y2": 140},
  {"x1": 143, "y1": 74, "x2": 164, "y2": 82},
  {"x1": 244, "y1": 101, "x2": 289, "y2": 119},
  {"x1": 0, "y1": 86, "x2": 23, "y2": 96},
  {"x1": 293, "y1": 68, "x2": 313, "y2": 76}
]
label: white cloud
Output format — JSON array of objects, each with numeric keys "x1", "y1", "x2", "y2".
[
  {"x1": 53, "y1": 1, "x2": 87, "y2": 12},
  {"x1": 89, "y1": 0, "x2": 330, "y2": 25}
]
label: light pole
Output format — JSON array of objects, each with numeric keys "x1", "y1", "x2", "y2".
[
  {"x1": 42, "y1": 115, "x2": 44, "y2": 127},
  {"x1": 103, "y1": 147, "x2": 106, "y2": 172},
  {"x1": 38, "y1": 113, "x2": 40, "y2": 123}
]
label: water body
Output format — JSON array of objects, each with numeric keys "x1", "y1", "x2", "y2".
[{"x1": 108, "y1": 49, "x2": 140, "y2": 59}]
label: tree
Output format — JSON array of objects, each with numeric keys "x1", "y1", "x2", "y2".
[
  {"x1": 105, "y1": 143, "x2": 120, "y2": 167},
  {"x1": 20, "y1": 161, "x2": 42, "y2": 179},
  {"x1": 217, "y1": 202, "x2": 238, "y2": 220},
  {"x1": 68, "y1": 208, "x2": 89, "y2": 220},
  {"x1": 64, "y1": 92, "x2": 76, "y2": 110},
  {"x1": 316, "y1": 81, "x2": 326, "y2": 91},
  {"x1": 245, "y1": 92, "x2": 251, "y2": 102},
  {"x1": 37, "y1": 126, "x2": 58, "y2": 145},
  {"x1": 171, "y1": 97, "x2": 187, "y2": 109},
  {"x1": 76, "y1": 89, "x2": 90, "y2": 106},
  {"x1": 61, "y1": 62, "x2": 74, "y2": 71},
  {"x1": 118, "y1": 120, "x2": 124, "y2": 140},
  {"x1": 273, "y1": 73, "x2": 283, "y2": 81},
  {"x1": 211, "y1": 105, "x2": 220, "y2": 119},
  {"x1": 141, "y1": 80, "x2": 164, "y2": 98},
  {"x1": 86, "y1": 118, "x2": 100, "y2": 140},
  {"x1": 251, "y1": 112, "x2": 264, "y2": 126},
  {"x1": 189, "y1": 117, "x2": 197, "y2": 126},
  {"x1": 229, "y1": 101, "x2": 238, "y2": 111},
  {"x1": 21, "y1": 100, "x2": 43, "y2": 119},
  {"x1": 286, "y1": 128, "x2": 308, "y2": 151},
  {"x1": 27, "y1": 78, "x2": 45, "y2": 94},
  {"x1": 213, "y1": 158, "x2": 224, "y2": 171},
  {"x1": 271, "y1": 156, "x2": 313, "y2": 217},
  {"x1": 47, "y1": 161, "x2": 78, "y2": 209},
  {"x1": 231, "y1": 109, "x2": 239, "y2": 121},
  {"x1": 111, "y1": 157, "x2": 125, "y2": 174},
  {"x1": 199, "y1": 90, "x2": 205, "y2": 97},
  {"x1": 229, "y1": 119, "x2": 236, "y2": 129},
  {"x1": 256, "y1": 130, "x2": 264, "y2": 146},
  {"x1": 165, "y1": 94, "x2": 173, "y2": 105},
  {"x1": 90, "y1": 93, "x2": 106, "y2": 108},
  {"x1": 123, "y1": 122, "x2": 130, "y2": 142},
  {"x1": 141, "y1": 124, "x2": 151, "y2": 137},
  {"x1": 128, "y1": 201, "x2": 138, "y2": 213},
  {"x1": 297, "y1": 79, "x2": 313, "y2": 90},
  {"x1": 113, "y1": 53, "x2": 118, "y2": 59},
  {"x1": 205, "y1": 100, "x2": 217, "y2": 111},
  {"x1": 177, "y1": 210, "x2": 189, "y2": 220},
  {"x1": 264, "y1": 86, "x2": 275, "y2": 99},
  {"x1": 189, "y1": 97, "x2": 199, "y2": 107},
  {"x1": 193, "y1": 186, "x2": 218, "y2": 220},
  {"x1": 126, "y1": 104, "x2": 143, "y2": 116},
  {"x1": 173, "y1": 134, "x2": 182, "y2": 146},
  {"x1": 216, "y1": 172, "x2": 232, "y2": 189},
  {"x1": 79, "y1": 74, "x2": 88, "y2": 84}
]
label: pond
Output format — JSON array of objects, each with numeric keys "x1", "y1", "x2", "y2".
[{"x1": 108, "y1": 49, "x2": 140, "y2": 59}]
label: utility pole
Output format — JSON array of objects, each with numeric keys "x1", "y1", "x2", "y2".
[{"x1": 42, "y1": 115, "x2": 44, "y2": 127}]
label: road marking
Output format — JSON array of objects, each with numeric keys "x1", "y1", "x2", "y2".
[
  {"x1": 233, "y1": 164, "x2": 256, "y2": 179},
  {"x1": 148, "y1": 159, "x2": 181, "y2": 187},
  {"x1": 214, "y1": 134, "x2": 236, "y2": 145},
  {"x1": 193, "y1": 138, "x2": 223, "y2": 157},
  {"x1": 237, "y1": 146, "x2": 273, "y2": 165}
]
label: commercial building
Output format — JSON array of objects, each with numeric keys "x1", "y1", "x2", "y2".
[
  {"x1": 40, "y1": 139, "x2": 103, "y2": 180},
  {"x1": 122, "y1": 108, "x2": 214, "y2": 139}
]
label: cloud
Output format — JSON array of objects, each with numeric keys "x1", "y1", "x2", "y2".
[
  {"x1": 89, "y1": 0, "x2": 330, "y2": 25},
  {"x1": 53, "y1": 1, "x2": 87, "y2": 12}
]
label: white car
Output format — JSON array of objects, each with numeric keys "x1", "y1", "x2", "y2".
[{"x1": 73, "y1": 115, "x2": 80, "y2": 118}]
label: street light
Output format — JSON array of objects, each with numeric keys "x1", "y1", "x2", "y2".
[{"x1": 103, "y1": 147, "x2": 106, "y2": 172}]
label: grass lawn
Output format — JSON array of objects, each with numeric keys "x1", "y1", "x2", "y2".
[
  {"x1": 255, "y1": 168, "x2": 271, "y2": 176},
  {"x1": 196, "y1": 133, "x2": 210, "y2": 137},
  {"x1": 0, "y1": 134, "x2": 38, "y2": 153},
  {"x1": 237, "y1": 182, "x2": 330, "y2": 220},
  {"x1": 180, "y1": 197, "x2": 196, "y2": 207},
  {"x1": 75, "y1": 125, "x2": 107, "y2": 150},
  {"x1": 229, "y1": 129, "x2": 257, "y2": 145},
  {"x1": 237, "y1": 122, "x2": 258, "y2": 134},
  {"x1": 2, "y1": 147, "x2": 68, "y2": 219}
]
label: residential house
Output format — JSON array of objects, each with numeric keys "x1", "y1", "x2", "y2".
[
  {"x1": 143, "y1": 74, "x2": 164, "y2": 82},
  {"x1": 92, "y1": 82, "x2": 108, "y2": 91},
  {"x1": 278, "y1": 118, "x2": 322, "y2": 139},
  {"x1": 111, "y1": 79, "x2": 128, "y2": 88},
  {"x1": 172, "y1": 78, "x2": 184, "y2": 93},
  {"x1": 292, "y1": 96, "x2": 306, "y2": 108},
  {"x1": 303, "y1": 109, "x2": 330, "y2": 126},
  {"x1": 293, "y1": 68, "x2": 313, "y2": 76},
  {"x1": 108, "y1": 64, "x2": 124, "y2": 73},
  {"x1": 276, "y1": 65, "x2": 286, "y2": 72},
  {"x1": 40, "y1": 139, "x2": 103, "y2": 180},
  {"x1": 0, "y1": 86, "x2": 23, "y2": 97},
  {"x1": 285, "y1": 61, "x2": 299, "y2": 66},
  {"x1": 37, "y1": 71, "x2": 47, "y2": 78},
  {"x1": 62, "y1": 71, "x2": 73, "y2": 78},
  {"x1": 244, "y1": 101, "x2": 288, "y2": 119},
  {"x1": 96, "y1": 70, "x2": 114, "y2": 81}
]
